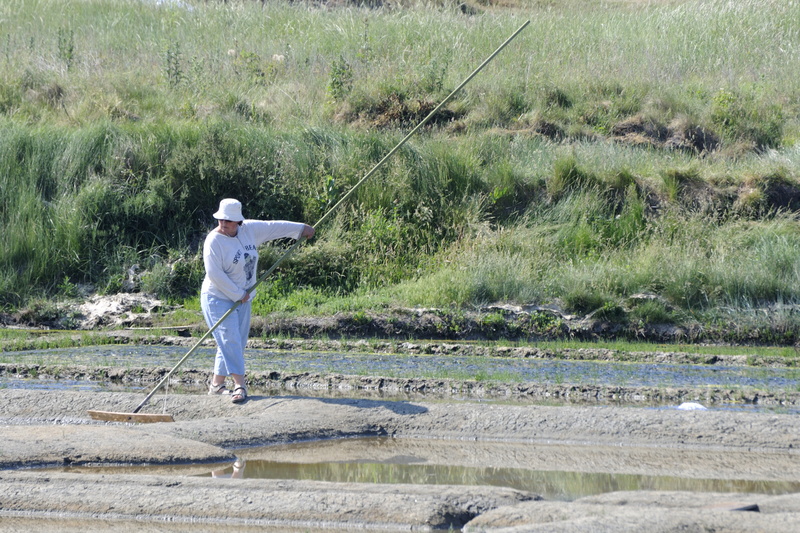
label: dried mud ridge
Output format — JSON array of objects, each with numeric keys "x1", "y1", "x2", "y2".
[{"x1": 1, "y1": 389, "x2": 799, "y2": 532}]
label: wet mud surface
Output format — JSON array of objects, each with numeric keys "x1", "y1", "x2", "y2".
[
  {"x1": 1, "y1": 385, "x2": 799, "y2": 532},
  {"x1": 2, "y1": 296, "x2": 800, "y2": 531}
]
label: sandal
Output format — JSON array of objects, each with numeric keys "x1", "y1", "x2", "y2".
[
  {"x1": 208, "y1": 382, "x2": 231, "y2": 395},
  {"x1": 231, "y1": 386, "x2": 247, "y2": 404}
]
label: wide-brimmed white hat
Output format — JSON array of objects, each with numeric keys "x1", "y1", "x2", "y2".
[{"x1": 213, "y1": 198, "x2": 244, "y2": 222}]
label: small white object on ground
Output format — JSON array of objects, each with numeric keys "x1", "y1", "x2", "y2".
[{"x1": 677, "y1": 402, "x2": 707, "y2": 410}]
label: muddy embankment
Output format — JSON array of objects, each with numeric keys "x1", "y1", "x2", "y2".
[
  {"x1": 6, "y1": 291, "x2": 800, "y2": 347},
  {"x1": 1, "y1": 386, "x2": 799, "y2": 532}
]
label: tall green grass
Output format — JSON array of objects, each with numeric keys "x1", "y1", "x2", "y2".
[
  {"x1": 1, "y1": 0, "x2": 800, "y2": 333},
  {"x1": 390, "y1": 186, "x2": 800, "y2": 312},
  {"x1": 1, "y1": 0, "x2": 797, "y2": 136}
]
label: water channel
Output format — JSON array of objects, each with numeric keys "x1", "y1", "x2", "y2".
[{"x1": 3, "y1": 345, "x2": 800, "y2": 404}]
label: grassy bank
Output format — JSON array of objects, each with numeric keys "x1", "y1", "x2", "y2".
[{"x1": 2, "y1": 0, "x2": 800, "y2": 342}]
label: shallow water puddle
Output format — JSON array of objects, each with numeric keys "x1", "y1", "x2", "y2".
[{"x1": 57, "y1": 437, "x2": 800, "y2": 501}]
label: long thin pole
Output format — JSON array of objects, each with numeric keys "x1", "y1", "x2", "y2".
[
  {"x1": 132, "y1": 20, "x2": 530, "y2": 414},
  {"x1": 314, "y1": 19, "x2": 530, "y2": 230}
]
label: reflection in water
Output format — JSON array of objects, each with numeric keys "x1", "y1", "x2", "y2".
[
  {"x1": 213, "y1": 458, "x2": 799, "y2": 501},
  {"x1": 49, "y1": 436, "x2": 799, "y2": 502},
  {"x1": 211, "y1": 459, "x2": 246, "y2": 479},
  {"x1": 190, "y1": 438, "x2": 800, "y2": 501}
]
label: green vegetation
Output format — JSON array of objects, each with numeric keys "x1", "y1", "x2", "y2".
[
  {"x1": 0, "y1": 328, "x2": 120, "y2": 352},
  {"x1": 2, "y1": 0, "x2": 800, "y2": 343},
  {"x1": 531, "y1": 339, "x2": 798, "y2": 360}
]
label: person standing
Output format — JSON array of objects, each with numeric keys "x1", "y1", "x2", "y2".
[{"x1": 201, "y1": 198, "x2": 315, "y2": 403}]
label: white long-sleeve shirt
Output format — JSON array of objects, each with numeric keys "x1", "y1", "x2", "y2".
[{"x1": 201, "y1": 220, "x2": 305, "y2": 302}]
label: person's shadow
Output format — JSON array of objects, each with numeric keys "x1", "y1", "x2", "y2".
[
  {"x1": 247, "y1": 394, "x2": 428, "y2": 415},
  {"x1": 317, "y1": 397, "x2": 428, "y2": 415}
]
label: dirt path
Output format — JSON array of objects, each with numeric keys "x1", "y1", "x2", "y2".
[{"x1": 1, "y1": 388, "x2": 799, "y2": 531}]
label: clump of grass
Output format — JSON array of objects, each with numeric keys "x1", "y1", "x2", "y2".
[
  {"x1": 628, "y1": 299, "x2": 677, "y2": 325},
  {"x1": 547, "y1": 154, "x2": 598, "y2": 200},
  {"x1": 710, "y1": 88, "x2": 785, "y2": 151}
]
